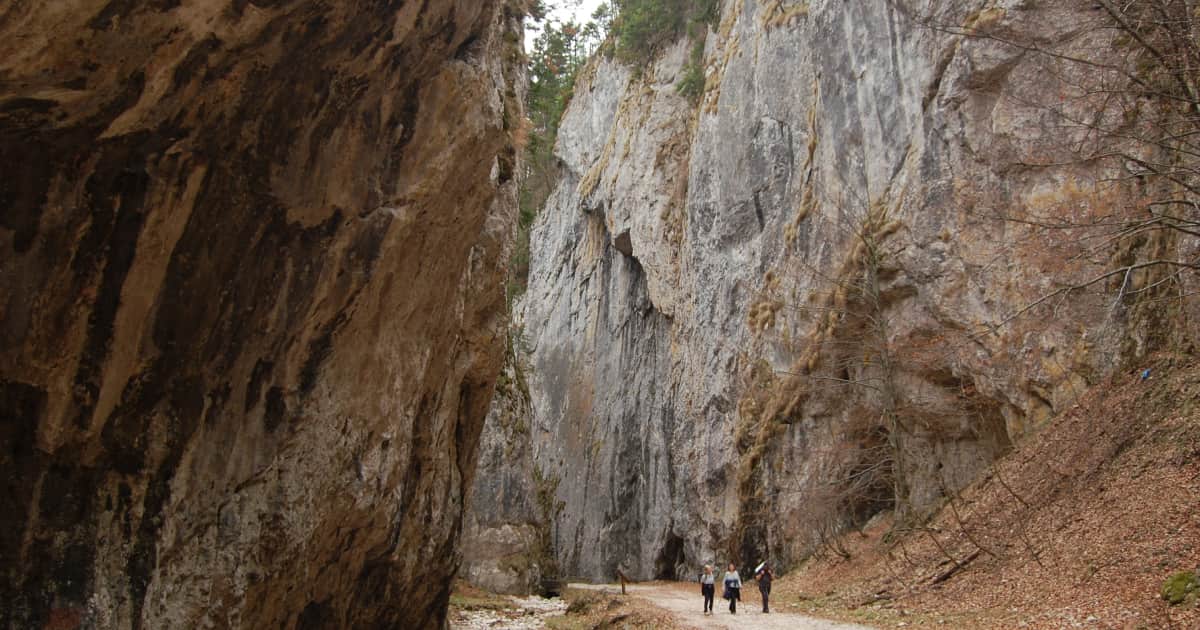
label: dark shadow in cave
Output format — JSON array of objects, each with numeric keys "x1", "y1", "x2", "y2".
[{"x1": 654, "y1": 532, "x2": 686, "y2": 580}]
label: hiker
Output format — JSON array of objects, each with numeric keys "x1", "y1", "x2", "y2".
[
  {"x1": 700, "y1": 564, "x2": 715, "y2": 615},
  {"x1": 722, "y1": 562, "x2": 742, "y2": 614},
  {"x1": 755, "y1": 561, "x2": 774, "y2": 613}
]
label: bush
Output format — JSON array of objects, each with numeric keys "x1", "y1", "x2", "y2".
[
  {"x1": 613, "y1": 0, "x2": 687, "y2": 63},
  {"x1": 612, "y1": 0, "x2": 716, "y2": 64},
  {"x1": 1161, "y1": 570, "x2": 1199, "y2": 605},
  {"x1": 565, "y1": 592, "x2": 601, "y2": 614},
  {"x1": 676, "y1": 37, "x2": 706, "y2": 102},
  {"x1": 676, "y1": 61, "x2": 704, "y2": 101},
  {"x1": 610, "y1": 0, "x2": 718, "y2": 99}
]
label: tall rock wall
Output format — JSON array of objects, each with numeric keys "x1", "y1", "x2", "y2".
[
  {"x1": 0, "y1": 1, "x2": 522, "y2": 628},
  {"x1": 509, "y1": 0, "x2": 1197, "y2": 581},
  {"x1": 459, "y1": 337, "x2": 545, "y2": 595}
]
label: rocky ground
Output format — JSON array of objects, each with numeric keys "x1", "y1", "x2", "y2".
[
  {"x1": 449, "y1": 596, "x2": 567, "y2": 630},
  {"x1": 448, "y1": 582, "x2": 568, "y2": 630},
  {"x1": 449, "y1": 583, "x2": 685, "y2": 629}
]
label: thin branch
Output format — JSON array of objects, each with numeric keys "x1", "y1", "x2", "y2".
[
  {"x1": 943, "y1": 483, "x2": 1001, "y2": 560},
  {"x1": 984, "y1": 259, "x2": 1200, "y2": 334},
  {"x1": 1095, "y1": 0, "x2": 1200, "y2": 117}
]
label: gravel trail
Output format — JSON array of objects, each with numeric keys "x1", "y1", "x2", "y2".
[{"x1": 570, "y1": 582, "x2": 878, "y2": 629}]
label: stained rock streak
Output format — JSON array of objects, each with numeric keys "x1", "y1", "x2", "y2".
[
  {"x1": 1, "y1": 1, "x2": 523, "y2": 628},
  {"x1": 468, "y1": 0, "x2": 1197, "y2": 586}
]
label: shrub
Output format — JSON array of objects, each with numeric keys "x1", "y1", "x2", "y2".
[
  {"x1": 1161, "y1": 570, "x2": 1199, "y2": 605},
  {"x1": 613, "y1": 0, "x2": 687, "y2": 63},
  {"x1": 612, "y1": 0, "x2": 717, "y2": 65},
  {"x1": 676, "y1": 36, "x2": 706, "y2": 103}
]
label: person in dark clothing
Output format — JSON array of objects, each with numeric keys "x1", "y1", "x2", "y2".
[
  {"x1": 700, "y1": 564, "x2": 715, "y2": 614},
  {"x1": 755, "y1": 562, "x2": 774, "y2": 613},
  {"x1": 723, "y1": 563, "x2": 742, "y2": 614}
]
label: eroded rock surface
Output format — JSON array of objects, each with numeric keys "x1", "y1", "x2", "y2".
[
  {"x1": 460, "y1": 340, "x2": 545, "y2": 596},
  {"x1": 494, "y1": 0, "x2": 1197, "y2": 582},
  {"x1": 1, "y1": 1, "x2": 522, "y2": 628}
]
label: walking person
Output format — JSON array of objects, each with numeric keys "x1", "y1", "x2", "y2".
[
  {"x1": 755, "y1": 561, "x2": 774, "y2": 613},
  {"x1": 722, "y1": 562, "x2": 742, "y2": 614},
  {"x1": 700, "y1": 564, "x2": 715, "y2": 615}
]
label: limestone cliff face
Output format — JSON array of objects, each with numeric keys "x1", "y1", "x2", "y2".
[
  {"x1": 512, "y1": 0, "x2": 1196, "y2": 581},
  {"x1": 460, "y1": 338, "x2": 544, "y2": 595},
  {"x1": 0, "y1": 1, "x2": 521, "y2": 628}
]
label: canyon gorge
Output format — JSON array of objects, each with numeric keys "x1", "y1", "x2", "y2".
[
  {"x1": 2, "y1": 0, "x2": 1197, "y2": 628},
  {"x1": 463, "y1": 0, "x2": 1199, "y2": 599}
]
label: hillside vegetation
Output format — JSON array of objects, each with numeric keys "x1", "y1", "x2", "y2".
[{"x1": 779, "y1": 353, "x2": 1200, "y2": 629}]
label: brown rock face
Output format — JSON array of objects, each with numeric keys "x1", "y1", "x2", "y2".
[
  {"x1": 460, "y1": 348, "x2": 545, "y2": 596},
  {"x1": 0, "y1": 1, "x2": 522, "y2": 628}
]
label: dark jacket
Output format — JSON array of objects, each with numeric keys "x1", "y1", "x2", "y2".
[{"x1": 756, "y1": 567, "x2": 773, "y2": 589}]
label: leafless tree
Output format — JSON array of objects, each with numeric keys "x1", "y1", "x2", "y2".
[{"x1": 916, "y1": 0, "x2": 1200, "y2": 339}]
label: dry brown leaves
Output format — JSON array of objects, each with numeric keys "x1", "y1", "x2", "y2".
[{"x1": 776, "y1": 353, "x2": 1200, "y2": 629}]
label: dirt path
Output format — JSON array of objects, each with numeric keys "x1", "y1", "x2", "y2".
[{"x1": 570, "y1": 582, "x2": 876, "y2": 629}]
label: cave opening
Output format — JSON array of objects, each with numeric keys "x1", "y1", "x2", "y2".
[
  {"x1": 846, "y1": 423, "x2": 896, "y2": 526},
  {"x1": 654, "y1": 532, "x2": 686, "y2": 580}
]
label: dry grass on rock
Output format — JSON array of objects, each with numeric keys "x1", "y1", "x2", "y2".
[{"x1": 546, "y1": 587, "x2": 685, "y2": 630}]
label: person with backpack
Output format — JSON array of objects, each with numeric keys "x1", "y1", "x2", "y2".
[
  {"x1": 699, "y1": 564, "x2": 715, "y2": 615},
  {"x1": 755, "y1": 561, "x2": 774, "y2": 613},
  {"x1": 722, "y1": 562, "x2": 742, "y2": 614}
]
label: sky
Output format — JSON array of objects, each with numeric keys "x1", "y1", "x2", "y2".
[{"x1": 524, "y1": 0, "x2": 608, "y2": 49}]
